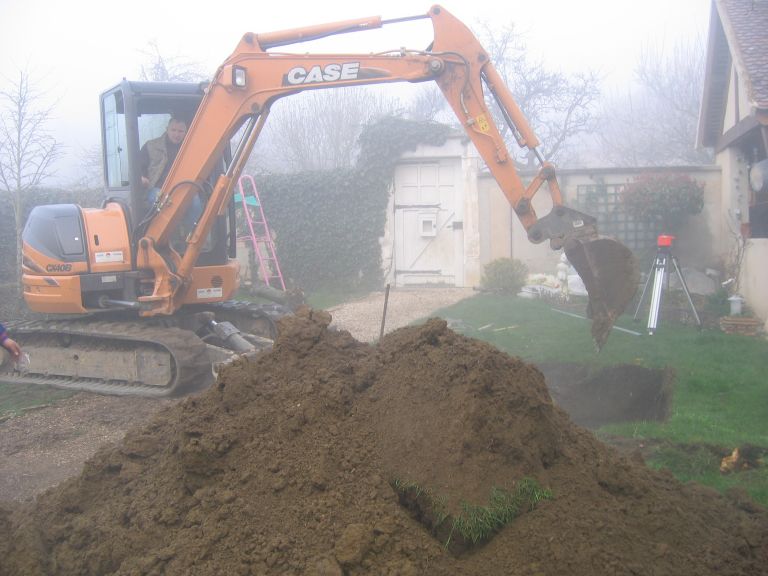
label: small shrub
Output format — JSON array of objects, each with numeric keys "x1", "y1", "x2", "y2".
[
  {"x1": 705, "y1": 287, "x2": 730, "y2": 318},
  {"x1": 480, "y1": 258, "x2": 528, "y2": 295}
]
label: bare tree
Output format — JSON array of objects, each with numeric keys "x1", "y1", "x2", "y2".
[
  {"x1": 250, "y1": 87, "x2": 402, "y2": 172},
  {"x1": 0, "y1": 70, "x2": 62, "y2": 290},
  {"x1": 405, "y1": 84, "x2": 449, "y2": 122},
  {"x1": 72, "y1": 144, "x2": 103, "y2": 190},
  {"x1": 249, "y1": 20, "x2": 600, "y2": 173},
  {"x1": 596, "y1": 36, "x2": 713, "y2": 166},
  {"x1": 474, "y1": 20, "x2": 601, "y2": 168},
  {"x1": 138, "y1": 40, "x2": 209, "y2": 82},
  {"x1": 397, "y1": 22, "x2": 600, "y2": 166}
]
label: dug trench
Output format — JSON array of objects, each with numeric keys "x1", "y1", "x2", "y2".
[
  {"x1": 537, "y1": 362, "x2": 674, "y2": 430},
  {"x1": 0, "y1": 308, "x2": 766, "y2": 575}
]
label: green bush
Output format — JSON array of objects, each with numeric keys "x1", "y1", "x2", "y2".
[
  {"x1": 704, "y1": 287, "x2": 730, "y2": 318},
  {"x1": 480, "y1": 258, "x2": 528, "y2": 295}
]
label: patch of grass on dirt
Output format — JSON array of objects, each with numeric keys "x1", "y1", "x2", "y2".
[
  {"x1": 649, "y1": 443, "x2": 725, "y2": 477},
  {"x1": 449, "y1": 480, "x2": 553, "y2": 546},
  {"x1": 392, "y1": 476, "x2": 552, "y2": 554},
  {"x1": 434, "y1": 293, "x2": 768, "y2": 505},
  {"x1": 0, "y1": 382, "x2": 75, "y2": 420},
  {"x1": 647, "y1": 444, "x2": 768, "y2": 505}
]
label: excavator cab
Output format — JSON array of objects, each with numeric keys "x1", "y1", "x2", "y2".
[
  {"x1": 22, "y1": 81, "x2": 240, "y2": 315},
  {"x1": 99, "y1": 80, "x2": 235, "y2": 266}
]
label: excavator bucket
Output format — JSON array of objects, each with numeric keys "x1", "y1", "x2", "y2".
[{"x1": 564, "y1": 236, "x2": 640, "y2": 350}]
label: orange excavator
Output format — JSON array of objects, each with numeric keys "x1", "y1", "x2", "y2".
[{"x1": 3, "y1": 5, "x2": 637, "y2": 396}]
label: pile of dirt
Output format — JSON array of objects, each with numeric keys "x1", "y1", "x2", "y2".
[{"x1": 1, "y1": 308, "x2": 766, "y2": 575}]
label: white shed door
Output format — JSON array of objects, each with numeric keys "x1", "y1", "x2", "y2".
[{"x1": 393, "y1": 160, "x2": 460, "y2": 286}]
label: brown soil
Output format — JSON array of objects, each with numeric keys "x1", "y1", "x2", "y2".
[{"x1": 1, "y1": 309, "x2": 767, "y2": 575}]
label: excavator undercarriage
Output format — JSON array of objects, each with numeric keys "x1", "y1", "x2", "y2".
[
  {"x1": 0, "y1": 303, "x2": 284, "y2": 396},
  {"x1": 0, "y1": 319, "x2": 212, "y2": 396}
]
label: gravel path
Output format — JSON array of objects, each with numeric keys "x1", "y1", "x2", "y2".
[
  {"x1": 0, "y1": 288, "x2": 474, "y2": 503},
  {"x1": 327, "y1": 286, "x2": 475, "y2": 342}
]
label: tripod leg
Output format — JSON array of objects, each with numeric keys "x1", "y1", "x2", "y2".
[
  {"x1": 633, "y1": 257, "x2": 657, "y2": 321},
  {"x1": 671, "y1": 256, "x2": 702, "y2": 327},
  {"x1": 647, "y1": 255, "x2": 667, "y2": 334}
]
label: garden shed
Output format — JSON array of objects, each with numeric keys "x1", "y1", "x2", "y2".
[{"x1": 383, "y1": 136, "x2": 723, "y2": 293}]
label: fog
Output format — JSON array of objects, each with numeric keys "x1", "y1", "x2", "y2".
[{"x1": 0, "y1": 0, "x2": 710, "y2": 185}]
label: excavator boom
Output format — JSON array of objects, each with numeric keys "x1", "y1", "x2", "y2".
[{"x1": 139, "y1": 4, "x2": 637, "y2": 346}]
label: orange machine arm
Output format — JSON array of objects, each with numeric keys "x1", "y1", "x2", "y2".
[{"x1": 137, "y1": 4, "x2": 595, "y2": 315}]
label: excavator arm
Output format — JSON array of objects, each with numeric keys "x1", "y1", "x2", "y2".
[{"x1": 140, "y1": 4, "x2": 638, "y2": 348}]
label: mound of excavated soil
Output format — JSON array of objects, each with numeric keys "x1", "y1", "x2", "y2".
[{"x1": 1, "y1": 308, "x2": 766, "y2": 575}]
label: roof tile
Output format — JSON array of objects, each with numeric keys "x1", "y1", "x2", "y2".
[{"x1": 718, "y1": 0, "x2": 768, "y2": 107}]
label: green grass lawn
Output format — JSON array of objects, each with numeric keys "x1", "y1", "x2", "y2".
[{"x1": 435, "y1": 293, "x2": 768, "y2": 505}]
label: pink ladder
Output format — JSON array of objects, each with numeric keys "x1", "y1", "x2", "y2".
[{"x1": 237, "y1": 175, "x2": 286, "y2": 291}]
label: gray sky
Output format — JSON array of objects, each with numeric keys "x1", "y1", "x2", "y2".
[{"x1": 0, "y1": 0, "x2": 711, "y2": 185}]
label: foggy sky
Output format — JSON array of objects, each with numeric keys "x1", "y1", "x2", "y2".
[{"x1": 0, "y1": 0, "x2": 710, "y2": 185}]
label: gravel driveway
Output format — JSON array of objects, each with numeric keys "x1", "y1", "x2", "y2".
[
  {"x1": 328, "y1": 286, "x2": 475, "y2": 342},
  {"x1": 0, "y1": 287, "x2": 474, "y2": 503}
]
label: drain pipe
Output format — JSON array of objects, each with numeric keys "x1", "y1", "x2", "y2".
[
  {"x1": 208, "y1": 319, "x2": 255, "y2": 353},
  {"x1": 98, "y1": 296, "x2": 141, "y2": 310}
]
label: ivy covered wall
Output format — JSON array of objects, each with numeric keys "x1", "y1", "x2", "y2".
[
  {"x1": 0, "y1": 199, "x2": 15, "y2": 283},
  {"x1": 251, "y1": 118, "x2": 453, "y2": 291}
]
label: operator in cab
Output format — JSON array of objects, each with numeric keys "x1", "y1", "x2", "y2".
[
  {"x1": 140, "y1": 115, "x2": 188, "y2": 205},
  {"x1": 140, "y1": 115, "x2": 203, "y2": 230}
]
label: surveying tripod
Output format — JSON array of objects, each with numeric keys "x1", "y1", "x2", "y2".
[{"x1": 633, "y1": 235, "x2": 701, "y2": 334}]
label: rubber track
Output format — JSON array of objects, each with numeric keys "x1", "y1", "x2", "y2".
[{"x1": 1, "y1": 319, "x2": 213, "y2": 397}]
